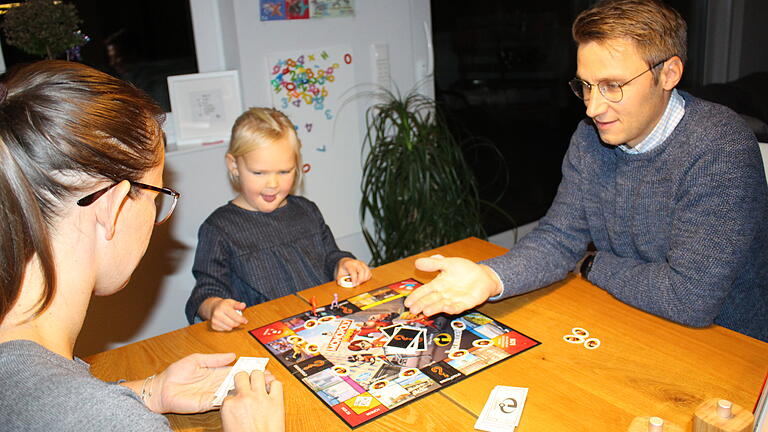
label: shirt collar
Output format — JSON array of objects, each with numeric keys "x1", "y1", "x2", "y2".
[{"x1": 620, "y1": 89, "x2": 685, "y2": 154}]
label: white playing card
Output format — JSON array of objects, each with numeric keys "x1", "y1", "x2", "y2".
[
  {"x1": 474, "y1": 386, "x2": 528, "y2": 431},
  {"x1": 212, "y1": 357, "x2": 269, "y2": 406}
]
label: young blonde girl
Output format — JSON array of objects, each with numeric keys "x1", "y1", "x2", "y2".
[{"x1": 185, "y1": 108, "x2": 371, "y2": 331}]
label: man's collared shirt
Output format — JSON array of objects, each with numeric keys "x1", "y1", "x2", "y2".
[{"x1": 620, "y1": 89, "x2": 686, "y2": 154}]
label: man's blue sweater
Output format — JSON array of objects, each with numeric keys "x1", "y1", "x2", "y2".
[{"x1": 484, "y1": 92, "x2": 768, "y2": 341}]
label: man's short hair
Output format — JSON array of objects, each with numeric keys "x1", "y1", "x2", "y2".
[{"x1": 572, "y1": 0, "x2": 687, "y2": 71}]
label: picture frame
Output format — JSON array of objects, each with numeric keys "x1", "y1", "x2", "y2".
[{"x1": 167, "y1": 70, "x2": 243, "y2": 146}]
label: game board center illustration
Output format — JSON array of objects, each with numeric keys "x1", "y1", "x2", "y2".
[{"x1": 250, "y1": 279, "x2": 541, "y2": 428}]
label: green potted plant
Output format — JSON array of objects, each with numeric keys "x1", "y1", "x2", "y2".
[
  {"x1": 1, "y1": 0, "x2": 87, "y2": 60},
  {"x1": 360, "y1": 90, "x2": 493, "y2": 266}
]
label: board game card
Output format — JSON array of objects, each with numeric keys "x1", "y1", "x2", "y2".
[
  {"x1": 212, "y1": 357, "x2": 269, "y2": 406},
  {"x1": 415, "y1": 329, "x2": 427, "y2": 351},
  {"x1": 385, "y1": 327, "x2": 420, "y2": 349},
  {"x1": 382, "y1": 327, "x2": 425, "y2": 354},
  {"x1": 474, "y1": 385, "x2": 528, "y2": 431},
  {"x1": 380, "y1": 324, "x2": 401, "y2": 339}
]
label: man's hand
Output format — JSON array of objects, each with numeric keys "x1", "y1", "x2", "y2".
[
  {"x1": 574, "y1": 251, "x2": 596, "y2": 277},
  {"x1": 336, "y1": 257, "x2": 372, "y2": 287},
  {"x1": 200, "y1": 297, "x2": 248, "y2": 331},
  {"x1": 221, "y1": 370, "x2": 285, "y2": 432},
  {"x1": 404, "y1": 255, "x2": 502, "y2": 316}
]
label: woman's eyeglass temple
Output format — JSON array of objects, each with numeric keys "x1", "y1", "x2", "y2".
[{"x1": 77, "y1": 181, "x2": 180, "y2": 225}]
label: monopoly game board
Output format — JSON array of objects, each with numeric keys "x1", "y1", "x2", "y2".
[{"x1": 249, "y1": 278, "x2": 540, "y2": 428}]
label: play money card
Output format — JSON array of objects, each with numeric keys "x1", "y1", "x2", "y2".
[{"x1": 212, "y1": 356, "x2": 269, "y2": 406}]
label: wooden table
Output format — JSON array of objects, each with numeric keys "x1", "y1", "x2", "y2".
[{"x1": 86, "y1": 237, "x2": 768, "y2": 431}]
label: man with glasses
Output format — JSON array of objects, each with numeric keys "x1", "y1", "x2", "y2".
[{"x1": 405, "y1": 0, "x2": 768, "y2": 341}]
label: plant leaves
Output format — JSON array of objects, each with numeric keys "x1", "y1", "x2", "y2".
[{"x1": 360, "y1": 90, "x2": 491, "y2": 265}]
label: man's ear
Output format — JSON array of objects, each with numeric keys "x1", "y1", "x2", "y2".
[
  {"x1": 95, "y1": 180, "x2": 131, "y2": 241},
  {"x1": 661, "y1": 56, "x2": 684, "y2": 91}
]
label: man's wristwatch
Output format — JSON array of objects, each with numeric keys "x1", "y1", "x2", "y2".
[{"x1": 580, "y1": 254, "x2": 595, "y2": 280}]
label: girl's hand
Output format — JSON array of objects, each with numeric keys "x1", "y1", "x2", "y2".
[
  {"x1": 336, "y1": 258, "x2": 372, "y2": 286},
  {"x1": 201, "y1": 297, "x2": 248, "y2": 331},
  {"x1": 221, "y1": 370, "x2": 285, "y2": 432},
  {"x1": 148, "y1": 353, "x2": 236, "y2": 414}
]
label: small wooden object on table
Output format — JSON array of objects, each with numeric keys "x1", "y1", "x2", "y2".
[
  {"x1": 628, "y1": 416, "x2": 684, "y2": 432},
  {"x1": 693, "y1": 398, "x2": 754, "y2": 432}
]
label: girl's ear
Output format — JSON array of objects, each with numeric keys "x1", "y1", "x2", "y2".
[
  {"x1": 225, "y1": 154, "x2": 238, "y2": 177},
  {"x1": 94, "y1": 180, "x2": 131, "y2": 240}
]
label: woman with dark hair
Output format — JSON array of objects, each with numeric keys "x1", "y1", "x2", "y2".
[{"x1": 0, "y1": 60, "x2": 283, "y2": 432}]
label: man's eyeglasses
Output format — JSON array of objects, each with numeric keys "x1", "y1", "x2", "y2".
[
  {"x1": 77, "y1": 181, "x2": 180, "y2": 225},
  {"x1": 568, "y1": 59, "x2": 667, "y2": 103}
]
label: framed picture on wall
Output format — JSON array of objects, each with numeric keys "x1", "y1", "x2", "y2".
[{"x1": 167, "y1": 70, "x2": 243, "y2": 146}]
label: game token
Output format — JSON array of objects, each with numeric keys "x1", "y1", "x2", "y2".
[
  {"x1": 310, "y1": 296, "x2": 317, "y2": 315},
  {"x1": 372, "y1": 380, "x2": 388, "y2": 390},
  {"x1": 318, "y1": 315, "x2": 335, "y2": 322},
  {"x1": 584, "y1": 338, "x2": 601, "y2": 349},
  {"x1": 306, "y1": 344, "x2": 319, "y2": 354},
  {"x1": 337, "y1": 275, "x2": 355, "y2": 288},
  {"x1": 304, "y1": 319, "x2": 318, "y2": 328},
  {"x1": 563, "y1": 334, "x2": 586, "y2": 344},
  {"x1": 449, "y1": 321, "x2": 465, "y2": 353},
  {"x1": 571, "y1": 327, "x2": 589, "y2": 337},
  {"x1": 332, "y1": 366, "x2": 348, "y2": 376},
  {"x1": 400, "y1": 368, "x2": 418, "y2": 378},
  {"x1": 448, "y1": 349, "x2": 468, "y2": 359},
  {"x1": 473, "y1": 339, "x2": 493, "y2": 347}
]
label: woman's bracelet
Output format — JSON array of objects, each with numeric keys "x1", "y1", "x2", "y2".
[{"x1": 140, "y1": 374, "x2": 156, "y2": 406}]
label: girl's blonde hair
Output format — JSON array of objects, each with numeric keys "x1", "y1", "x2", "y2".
[{"x1": 227, "y1": 107, "x2": 303, "y2": 190}]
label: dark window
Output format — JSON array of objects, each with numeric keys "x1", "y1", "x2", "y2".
[
  {"x1": 432, "y1": 0, "x2": 709, "y2": 235},
  {"x1": 0, "y1": 0, "x2": 198, "y2": 112}
]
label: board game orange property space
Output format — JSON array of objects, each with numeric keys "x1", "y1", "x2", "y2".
[{"x1": 250, "y1": 279, "x2": 540, "y2": 428}]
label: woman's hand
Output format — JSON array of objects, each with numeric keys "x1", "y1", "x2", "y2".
[
  {"x1": 148, "y1": 352, "x2": 235, "y2": 414},
  {"x1": 221, "y1": 369, "x2": 285, "y2": 432}
]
